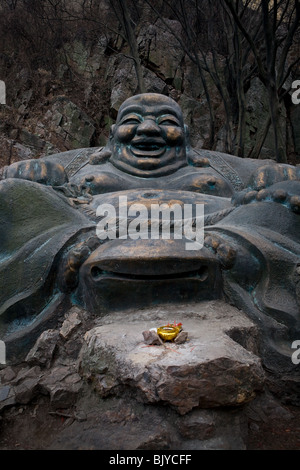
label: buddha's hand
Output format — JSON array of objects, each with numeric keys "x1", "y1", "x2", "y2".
[
  {"x1": 204, "y1": 233, "x2": 236, "y2": 269},
  {"x1": 4, "y1": 159, "x2": 68, "y2": 186},
  {"x1": 58, "y1": 235, "x2": 101, "y2": 292},
  {"x1": 232, "y1": 180, "x2": 300, "y2": 214}
]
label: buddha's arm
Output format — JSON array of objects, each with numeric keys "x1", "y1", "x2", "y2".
[
  {"x1": 3, "y1": 159, "x2": 68, "y2": 186},
  {"x1": 248, "y1": 163, "x2": 300, "y2": 190},
  {"x1": 230, "y1": 162, "x2": 300, "y2": 213}
]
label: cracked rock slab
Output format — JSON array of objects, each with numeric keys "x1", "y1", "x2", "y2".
[{"x1": 78, "y1": 301, "x2": 265, "y2": 415}]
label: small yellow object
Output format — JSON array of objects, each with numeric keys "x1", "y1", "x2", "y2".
[{"x1": 157, "y1": 325, "x2": 182, "y2": 341}]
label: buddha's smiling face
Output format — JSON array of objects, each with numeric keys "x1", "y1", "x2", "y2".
[{"x1": 109, "y1": 93, "x2": 188, "y2": 177}]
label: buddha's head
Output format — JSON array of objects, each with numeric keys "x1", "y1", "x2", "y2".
[{"x1": 109, "y1": 93, "x2": 189, "y2": 177}]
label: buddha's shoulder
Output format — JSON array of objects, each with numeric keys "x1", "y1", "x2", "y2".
[{"x1": 187, "y1": 148, "x2": 284, "y2": 190}]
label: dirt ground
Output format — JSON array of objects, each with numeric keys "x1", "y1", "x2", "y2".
[
  {"x1": 247, "y1": 404, "x2": 300, "y2": 450},
  {"x1": 0, "y1": 395, "x2": 299, "y2": 451}
]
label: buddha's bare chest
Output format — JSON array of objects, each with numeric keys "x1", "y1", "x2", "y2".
[{"x1": 72, "y1": 164, "x2": 235, "y2": 198}]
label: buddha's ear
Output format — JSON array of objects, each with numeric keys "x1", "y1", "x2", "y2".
[
  {"x1": 107, "y1": 124, "x2": 116, "y2": 150},
  {"x1": 109, "y1": 124, "x2": 116, "y2": 140}
]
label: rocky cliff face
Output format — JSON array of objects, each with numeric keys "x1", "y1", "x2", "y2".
[{"x1": 0, "y1": 11, "x2": 299, "y2": 170}]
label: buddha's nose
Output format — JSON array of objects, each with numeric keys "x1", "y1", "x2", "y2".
[{"x1": 136, "y1": 119, "x2": 161, "y2": 136}]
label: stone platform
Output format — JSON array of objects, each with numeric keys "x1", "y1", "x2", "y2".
[
  {"x1": 1, "y1": 300, "x2": 274, "y2": 449},
  {"x1": 79, "y1": 301, "x2": 265, "y2": 414}
]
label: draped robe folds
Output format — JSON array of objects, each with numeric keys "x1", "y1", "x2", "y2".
[{"x1": 0, "y1": 178, "x2": 93, "y2": 344}]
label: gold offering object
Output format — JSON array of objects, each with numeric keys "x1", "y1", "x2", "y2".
[{"x1": 157, "y1": 325, "x2": 182, "y2": 341}]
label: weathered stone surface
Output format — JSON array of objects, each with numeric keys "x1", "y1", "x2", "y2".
[
  {"x1": 43, "y1": 97, "x2": 96, "y2": 148},
  {"x1": 142, "y1": 329, "x2": 163, "y2": 345},
  {"x1": 174, "y1": 330, "x2": 188, "y2": 344},
  {"x1": 0, "y1": 366, "x2": 16, "y2": 383},
  {"x1": 0, "y1": 323, "x2": 85, "y2": 412},
  {"x1": 59, "y1": 308, "x2": 82, "y2": 340},
  {"x1": 79, "y1": 301, "x2": 265, "y2": 415},
  {"x1": 176, "y1": 408, "x2": 247, "y2": 450},
  {"x1": 177, "y1": 409, "x2": 216, "y2": 440},
  {"x1": 26, "y1": 329, "x2": 60, "y2": 368},
  {"x1": 12, "y1": 366, "x2": 43, "y2": 404},
  {"x1": 138, "y1": 19, "x2": 185, "y2": 82},
  {"x1": 0, "y1": 300, "x2": 297, "y2": 450},
  {"x1": 39, "y1": 366, "x2": 83, "y2": 409},
  {"x1": 106, "y1": 55, "x2": 166, "y2": 114},
  {"x1": 0, "y1": 384, "x2": 16, "y2": 411},
  {"x1": 0, "y1": 385, "x2": 11, "y2": 402},
  {"x1": 245, "y1": 391, "x2": 294, "y2": 423},
  {"x1": 14, "y1": 377, "x2": 40, "y2": 404},
  {"x1": 47, "y1": 398, "x2": 179, "y2": 450},
  {"x1": 0, "y1": 365, "x2": 43, "y2": 410}
]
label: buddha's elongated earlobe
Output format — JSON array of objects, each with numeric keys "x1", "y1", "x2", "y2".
[
  {"x1": 184, "y1": 124, "x2": 191, "y2": 151},
  {"x1": 109, "y1": 124, "x2": 116, "y2": 140}
]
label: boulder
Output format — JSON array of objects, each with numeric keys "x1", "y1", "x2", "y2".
[
  {"x1": 11, "y1": 366, "x2": 43, "y2": 405},
  {"x1": 44, "y1": 97, "x2": 96, "y2": 148},
  {"x1": 26, "y1": 329, "x2": 60, "y2": 368},
  {"x1": 59, "y1": 308, "x2": 82, "y2": 340},
  {"x1": 0, "y1": 384, "x2": 16, "y2": 412},
  {"x1": 39, "y1": 366, "x2": 83, "y2": 409},
  {"x1": 79, "y1": 301, "x2": 265, "y2": 415}
]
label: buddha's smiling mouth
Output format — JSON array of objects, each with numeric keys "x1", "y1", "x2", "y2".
[{"x1": 130, "y1": 138, "x2": 166, "y2": 157}]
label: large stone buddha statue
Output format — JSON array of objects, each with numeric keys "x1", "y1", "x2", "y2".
[{"x1": 1, "y1": 93, "x2": 299, "y2": 377}]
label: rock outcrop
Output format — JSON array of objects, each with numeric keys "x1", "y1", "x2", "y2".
[{"x1": 0, "y1": 301, "x2": 271, "y2": 449}]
